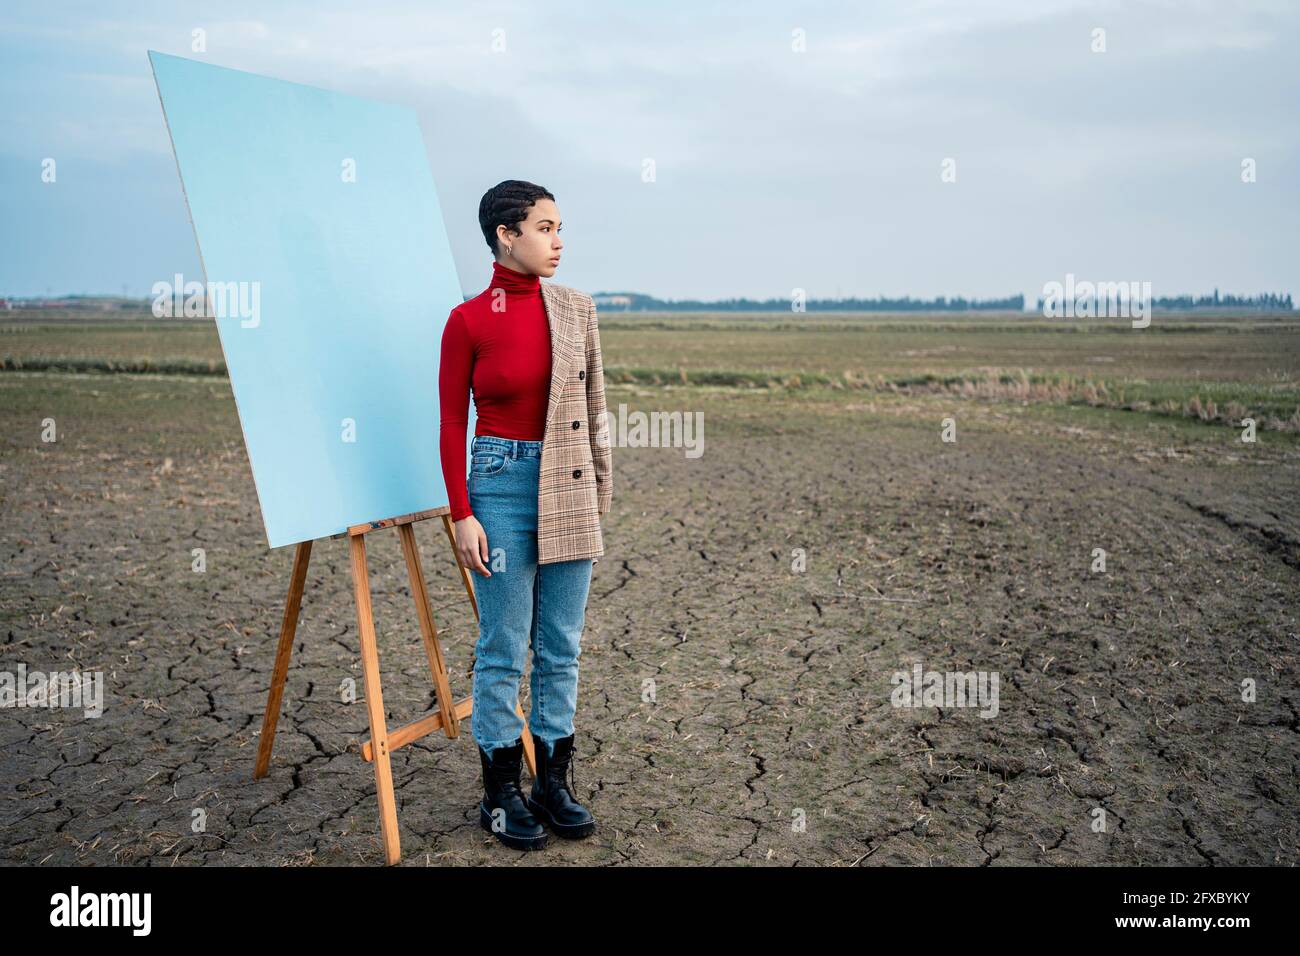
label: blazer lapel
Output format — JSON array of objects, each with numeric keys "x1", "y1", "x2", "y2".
[{"x1": 540, "y1": 282, "x2": 576, "y2": 426}]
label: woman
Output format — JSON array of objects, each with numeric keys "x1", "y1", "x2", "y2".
[{"x1": 438, "y1": 179, "x2": 612, "y2": 850}]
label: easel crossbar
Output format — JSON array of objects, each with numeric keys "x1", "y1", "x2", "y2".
[{"x1": 253, "y1": 510, "x2": 537, "y2": 865}]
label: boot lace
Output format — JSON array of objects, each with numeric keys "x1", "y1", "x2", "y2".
[
  {"x1": 564, "y1": 741, "x2": 578, "y2": 797},
  {"x1": 549, "y1": 740, "x2": 578, "y2": 799}
]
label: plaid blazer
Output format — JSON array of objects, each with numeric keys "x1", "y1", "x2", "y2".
[{"x1": 536, "y1": 281, "x2": 612, "y2": 564}]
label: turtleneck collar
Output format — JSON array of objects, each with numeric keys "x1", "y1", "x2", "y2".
[{"x1": 488, "y1": 259, "x2": 541, "y2": 297}]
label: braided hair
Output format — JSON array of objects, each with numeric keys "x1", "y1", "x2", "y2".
[{"x1": 478, "y1": 180, "x2": 556, "y2": 256}]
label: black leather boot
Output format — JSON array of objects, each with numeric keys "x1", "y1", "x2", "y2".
[
  {"x1": 526, "y1": 732, "x2": 595, "y2": 839},
  {"x1": 478, "y1": 739, "x2": 548, "y2": 850}
]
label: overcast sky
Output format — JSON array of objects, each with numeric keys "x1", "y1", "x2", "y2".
[{"x1": 1, "y1": 0, "x2": 1296, "y2": 302}]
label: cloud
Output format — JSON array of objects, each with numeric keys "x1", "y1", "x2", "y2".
[{"x1": 1, "y1": 0, "x2": 1296, "y2": 297}]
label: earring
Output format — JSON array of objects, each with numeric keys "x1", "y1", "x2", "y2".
[{"x1": 507, "y1": 246, "x2": 514, "y2": 257}]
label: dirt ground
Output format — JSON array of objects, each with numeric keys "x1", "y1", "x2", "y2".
[{"x1": 2, "y1": 372, "x2": 1297, "y2": 865}]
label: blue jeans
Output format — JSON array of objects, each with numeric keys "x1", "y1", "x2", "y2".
[{"x1": 467, "y1": 434, "x2": 594, "y2": 758}]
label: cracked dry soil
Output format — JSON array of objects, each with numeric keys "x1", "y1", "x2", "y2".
[{"x1": 2, "y1": 374, "x2": 1298, "y2": 865}]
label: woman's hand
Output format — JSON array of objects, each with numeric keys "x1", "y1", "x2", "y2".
[{"x1": 453, "y1": 514, "x2": 492, "y2": 576}]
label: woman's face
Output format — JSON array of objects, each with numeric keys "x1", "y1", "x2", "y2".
[{"x1": 497, "y1": 198, "x2": 563, "y2": 277}]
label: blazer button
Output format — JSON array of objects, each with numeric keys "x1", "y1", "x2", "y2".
[
  {"x1": 578, "y1": 370, "x2": 585, "y2": 380},
  {"x1": 572, "y1": 469, "x2": 582, "y2": 479},
  {"x1": 571, "y1": 420, "x2": 580, "y2": 429}
]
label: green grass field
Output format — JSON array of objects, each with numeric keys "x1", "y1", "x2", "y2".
[{"x1": 4, "y1": 310, "x2": 1299, "y2": 432}]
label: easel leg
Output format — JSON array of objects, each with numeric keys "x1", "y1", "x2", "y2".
[
  {"x1": 441, "y1": 515, "x2": 537, "y2": 779},
  {"x1": 516, "y1": 699, "x2": 536, "y2": 779},
  {"x1": 399, "y1": 523, "x2": 460, "y2": 739},
  {"x1": 254, "y1": 539, "x2": 312, "y2": 779},
  {"x1": 349, "y1": 533, "x2": 402, "y2": 865}
]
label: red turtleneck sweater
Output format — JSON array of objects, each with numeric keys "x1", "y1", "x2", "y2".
[{"x1": 438, "y1": 260, "x2": 552, "y2": 521}]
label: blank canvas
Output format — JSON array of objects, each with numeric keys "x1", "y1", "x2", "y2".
[{"x1": 149, "y1": 50, "x2": 472, "y2": 548}]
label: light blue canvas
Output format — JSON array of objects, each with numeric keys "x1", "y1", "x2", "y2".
[{"x1": 149, "y1": 51, "x2": 473, "y2": 548}]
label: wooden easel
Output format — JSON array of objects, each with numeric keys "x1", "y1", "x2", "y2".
[{"x1": 251, "y1": 506, "x2": 537, "y2": 865}]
